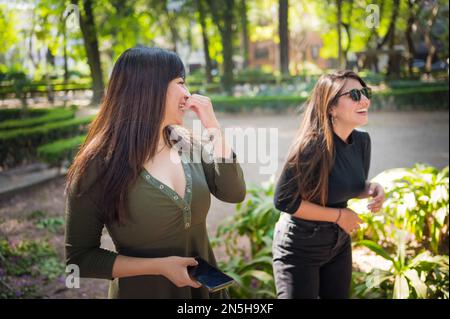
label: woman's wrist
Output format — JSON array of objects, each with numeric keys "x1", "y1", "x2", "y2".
[
  {"x1": 146, "y1": 257, "x2": 166, "y2": 276},
  {"x1": 359, "y1": 182, "x2": 371, "y2": 198},
  {"x1": 334, "y1": 208, "x2": 342, "y2": 224},
  {"x1": 204, "y1": 118, "x2": 221, "y2": 130}
]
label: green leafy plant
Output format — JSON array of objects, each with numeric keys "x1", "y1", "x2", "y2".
[
  {"x1": 0, "y1": 115, "x2": 93, "y2": 168},
  {"x1": 0, "y1": 237, "x2": 65, "y2": 298},
  {"x1": 212, "y1": 177, "x2": 279, "y2": 298},
  {"x1": 0, "y1": 107, "x2": 75, "y2": 131},
  {"x1": 27, "y1": 210, "x2": 46, "y2": 220},
  {"x1": 35, "y1": 217, "x2": 65, "y2": 234},
  {"x1": 349, "y1": 164, "x2": 449, "y2": 298},
  {"x1": 351, "y1": 164, "x2": 449, "y2": 255},
  {"x1": 353, "y1": 231, "x2": 449, "y2": 299},
  {"x1": 37, "y1": 134, "x2": 86, "y2": 168}
]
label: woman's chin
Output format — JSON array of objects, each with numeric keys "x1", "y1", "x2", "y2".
[{"x1": 175, "y1": 115, "x2": 184, "y2": 125}]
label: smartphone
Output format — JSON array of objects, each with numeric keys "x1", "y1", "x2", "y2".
[{"x1": 187, "y1": 256, "x2": 236, "y2": 293}]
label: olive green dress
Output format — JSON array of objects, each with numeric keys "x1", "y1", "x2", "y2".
[{"x1": 64, "y1": 144, "x2": 246, "y2": 299}]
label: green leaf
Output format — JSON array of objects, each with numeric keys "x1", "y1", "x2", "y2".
[
  {"x1": 404, "y1": 269, "x2": 427, "y2": 298},
  {"x1": 356, "y1": 240, "x2": 395, "y2": 262},
  {"x1": 393, "y1": 274, "x2": 410, "y2": 299},
  {"x1": 246, "y1": 270, "x2": 273, "y2": 284}
]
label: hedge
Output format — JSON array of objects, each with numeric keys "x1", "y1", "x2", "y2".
[
  {"x1": 0, "y1": 116, "x2": 93, "y2": 168},
  {"x1": 370, "y1": 85, "x2": 449, "y2": 110},
  {"x1": 0, "y1": 108, "x2": 50, "y2": 122},
  {"x1": 0, "y1": 107, "x2": 76, "y2": 131},
  {"x1": 211, "y1": 85, "x2": 449, "y2": 112},
  {"x1": 212, "y1": 95, "x2": 307, "y2": 113},
  {"x1": 37, "y1": 134, "x2": 86, "y2": 167}
]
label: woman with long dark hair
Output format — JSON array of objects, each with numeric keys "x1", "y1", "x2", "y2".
[
  {"x1": 65, "y1": 46, "x2": 246, "y2": 298},
  {"x1": 272, "y1": 70, "x2": 385, "y2": 299}
]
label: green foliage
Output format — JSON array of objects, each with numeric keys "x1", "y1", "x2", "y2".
[
  {"x1": 212, "y1": 178, "x2": 279, "y2": 298},
  {"x1": 0, "y1": 5, "x2": 19, "y2": 55},
  {"x1": 35, "y1": 217, "x2": 65, "y2": 234},
  {"x1": 0, "y1": 116, "x2": 93, "y2": 168},
  {"x1": 0, "y1": 71, "x2": 32, "y2": 106},
  {"x1": 352, "y1": 164, "x2": 449, "y2": 254},
  {"x1": 213, "y1": 164, "x2": 448, "y2": 299},
  {"x1": 37, "y1": 134, "x2": 86, "y2": 167},
  {"x1": 371, "y1": 86, "x2": 449, "y2": 110},
  {"x1": 349, "y1": 164, "x2": 449, "y2": 298},
  {"x1": 0, "y1": 237, "x2": 65, "y2": 298},
  {"x1": 0, "y1": 108, "x2": 50, "y2": 122},
  {"x1": 212, "y1": 95, "x2": 307, "y2": 112},
  {"x1": 27, "y1": 210, "x2": 47, "y2": 220},
  {"x1": 0, "y1": 107, "x2": 76, "y2": 131},
  {"x1": 353, "y1": 236, "x2": 449, "y2": 299},
  {"x1": 0, "y1": 81, "x2": 92, "y2": 96},
  {"x1": 234, "y1": 69, "x2": 296, "y2": 85},
  {"x1": 209, "y1": 85, "x2": 449, "y2": 112}
]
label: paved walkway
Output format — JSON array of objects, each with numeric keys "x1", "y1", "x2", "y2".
[{"x1": 205, "y1": 110, "x2": 449, "y2": 232}]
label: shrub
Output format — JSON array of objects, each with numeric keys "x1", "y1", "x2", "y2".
[
  {"x1": 349, "y1": 164, "x2": 449, "y2": 298},
  {"x1": 211, "y1": 177, "x2": 279, "y2": 298},
  {"x1": 37, "y1": 134, "x2": 86, "y2": 167},
  {"x1": 0, "y1": 116, "x2": 93, "y2": 168},
  {"x1": 208, "y1": 85, "x2": 448, "y2": 112},
  {"x1": 212, "y1": 95, "x2": 307, "y2": 113},
  {"x1": 0, "y1": 237, "x2": 65, "y2": 298},
  {"x1": 0, "y1": 108, "x2": 50, "y2": 122},
  {"x1": 0, "y1": 107, "x2": 76, "y2": 131}
]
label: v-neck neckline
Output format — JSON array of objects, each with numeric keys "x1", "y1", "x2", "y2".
[{"x1": 141, "y1": 152, "x2": 192, "y2": 208}]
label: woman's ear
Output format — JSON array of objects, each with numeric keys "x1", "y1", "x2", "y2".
[{"x1": 329, "y1": 107, "x2": 337, "y2": 118}]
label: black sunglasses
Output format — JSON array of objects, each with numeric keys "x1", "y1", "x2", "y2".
[{"x1": 337, "y1": 87, "x2": 372, "y2": 102}]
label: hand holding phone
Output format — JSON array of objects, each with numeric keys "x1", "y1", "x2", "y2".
[{"x1": 187, "y1": 256, "x2": 236, "y2": 293}]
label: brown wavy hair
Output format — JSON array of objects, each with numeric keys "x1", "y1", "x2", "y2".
[
  {"x1": 280, "y1": 70, "x2": 367, "y2": 206},
  {"x1": 66, "y1": 46, "x2": 185, "y2": 225}
]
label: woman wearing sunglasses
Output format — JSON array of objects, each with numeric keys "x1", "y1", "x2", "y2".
[{"x1": 272, "y1": 70, "x2": 385, "y2": 299}]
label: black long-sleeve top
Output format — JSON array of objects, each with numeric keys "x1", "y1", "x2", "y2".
[{"x1": 274, "y1": 129, "x2": 371, "y2": 214}]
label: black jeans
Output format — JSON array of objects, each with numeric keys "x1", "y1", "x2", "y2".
[{"x1": 272, "y1": 213, "x2": 352, "y2": 299}]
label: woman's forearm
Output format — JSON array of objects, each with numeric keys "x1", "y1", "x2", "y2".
[
  {"x1": 111, "y1": 255, "x2": 165, "y2": 279},
  {"x1": 292, "y1": 200, "x2": 340, "y2": 223}
]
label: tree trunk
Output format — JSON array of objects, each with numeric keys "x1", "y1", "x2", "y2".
[
  {"x1": 342, "y1": 0, "x2": 354, "y2": 69},
  {"x1": 405, "y1": 0, "x2": 416, "y2": 77},
  {"x1": 207, "y1": 0, "x2": 235, "y2": 95},
  {"x1": 342, "y1": 22, "x2": 351, "y2": 69},
  {"x1": 279, "y1": 0, "x2": 289, "y2": 75},
  {"x1": 73, "y1": 0, "x2": 104, "y2": 105},
  {"x1": 386, "y1": 0, "x2": 400, "y2": 77},
  {"x1": 336, "y1": 0, "x2": 343, "y2": 69},
  {"x1": 196, "y1": 0, "x2": 213, "y2": 83},
  {"x1": 63, "y1": 20, "x2": 69, "y2": 107},
  {"x1": 165, "y1": 3, "x2": 179, "y2": 53},
  {"x1": 222, "y1": 4, "x2": 234, "y2": 94},
  {"x1": 45, "y1": 48, "x2": 55, "y2": 104},
  {"x1": 240, "y1": 0, "x2": 249, "y2": 69},
  {"x1": 423, "y1": 5, "x2": 439, "y2": 77},
  {"x1": 364, "y1": 0, "x2": 385, "y2": 73}
]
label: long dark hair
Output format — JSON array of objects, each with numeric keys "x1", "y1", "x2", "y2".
[
  {"x1": 66, "y1": 46, "x2": 186, "y2": 225},
  {"x1": 281, "y1": 70, "x2": 367, "y2": 206}
]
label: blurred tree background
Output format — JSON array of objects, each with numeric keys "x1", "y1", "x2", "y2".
[{"x1": 0, "y1": 0, "x2": 448, "y2": 106}]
